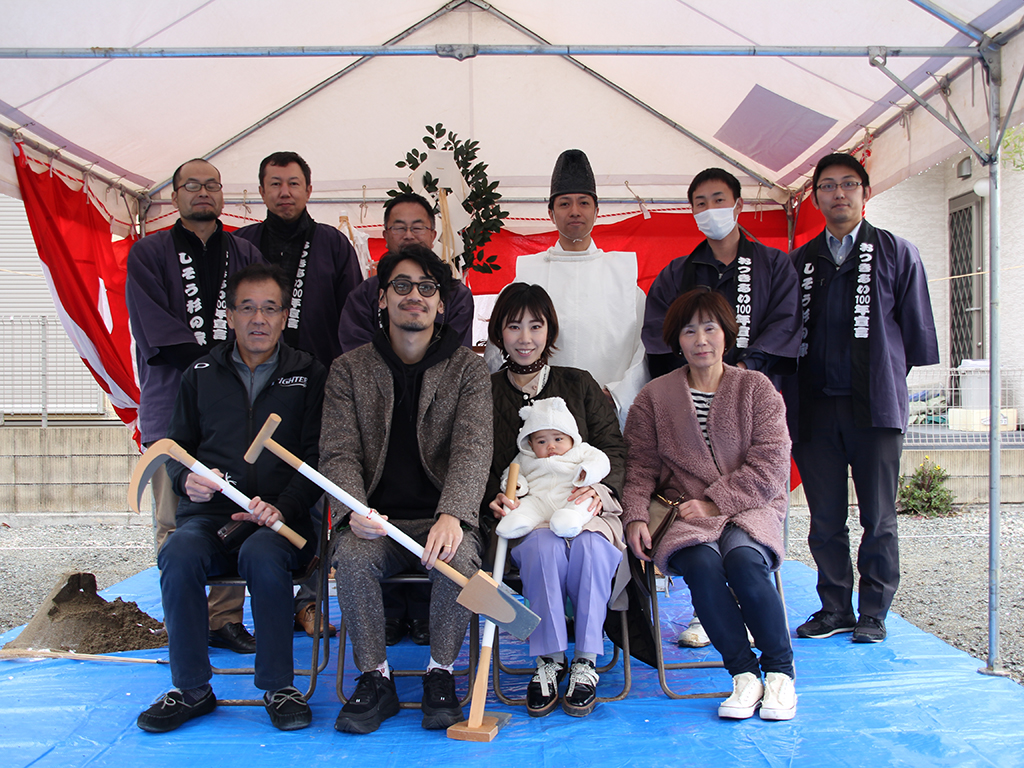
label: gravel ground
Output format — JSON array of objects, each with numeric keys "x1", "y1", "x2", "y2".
[{"x1": 2, "y1": 508, "x2": 1022, "y2": 684}]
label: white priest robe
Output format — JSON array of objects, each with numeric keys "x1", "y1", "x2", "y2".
[{"x1": 486, "y1": 241, "x2": 649, "y2": 426}]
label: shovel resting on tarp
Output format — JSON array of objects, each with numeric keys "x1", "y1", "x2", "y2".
[{"x1": 245, "y1": 414, "x2": 540, "y2": 640}]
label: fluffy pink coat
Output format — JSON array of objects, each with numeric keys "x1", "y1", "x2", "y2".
[{"x1": 622, "y1": 364, "x2": 791, "y2": 574}]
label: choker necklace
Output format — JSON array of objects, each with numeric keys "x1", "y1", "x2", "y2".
[{"x1": 507, "y1": 359, "x2": 545, "y2": 375}]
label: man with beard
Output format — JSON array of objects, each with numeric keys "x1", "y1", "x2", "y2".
[
  {"x1": 126, "y1": 158, "x2": 262, "y2": 654},
  {"x1": 321, "y1": 244, "x2": 491, "y2": 735},
  {"x1": 338, "y1": 192, "x2": 476, "y2": 648}
]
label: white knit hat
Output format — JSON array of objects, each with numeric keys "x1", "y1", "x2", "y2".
[{"x1": 517, "y1": 396, "x2": 582, "y2": 453}]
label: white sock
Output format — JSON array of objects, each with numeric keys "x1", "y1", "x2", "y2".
[
  {"x1": 427, "y1": 657, "x2": 454, "y2": 674},
  {"x1": 374, "y1": 660, "x2": 391, "y2": 679},
  {"x1": 575, "y1": 651, "x2": 598, "y2": 664}
]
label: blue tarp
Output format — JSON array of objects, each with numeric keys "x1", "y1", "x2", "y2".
[{"x1": 2, "y1": 561, "x2": 1023, "y2": 767}]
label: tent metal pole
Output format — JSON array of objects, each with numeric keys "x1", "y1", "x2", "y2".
[
  {"x1": 0, "y1": 124, "x2": 147, "y2": 203},
  {"x1": 980, "y1": 45, "x2": 1007, "y2": 678},
  {"x1": 0, "y1": 45, "x2": 981, "y2": 60},
  {"x1": 905, "y1": 0, "x2": 986, "y2": 42},
  {"x1": 868, "y1": 52, "x2": 989, "y2": 161}
]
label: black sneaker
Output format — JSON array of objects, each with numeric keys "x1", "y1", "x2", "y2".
[
  {"x1": 335, "y1": 671, "x2": 400, "y2": 734},
  {"x1": 421, "y1": 668, "x2": 463, "y2": 730},
  {"x1": 264, "y1": 685, "x2": 312, "y2": 731},
  {"x1": 527, "y1": 656, "x2": 565, "y2": 717},
  {"x1": 137, "y1": 687, "x2": 216, "y2": 733},
  {"x1": 795, "y1": 610, "x2": 857, "y2": 639},
  {"x1": 562, "y1": 658, "x2": 598, "y2": 717},
  {"x1": 852, "y1": 615, "x2": 887, "y2": 643}
]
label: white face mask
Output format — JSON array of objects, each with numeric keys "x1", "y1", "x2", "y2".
[{"x1": 694, "y1": 205, "x2": 738, "y2": 241}]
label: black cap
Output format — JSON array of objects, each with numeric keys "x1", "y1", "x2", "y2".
[{"x1": 549, "y1": 149, "x2": 597, "y2": 207}]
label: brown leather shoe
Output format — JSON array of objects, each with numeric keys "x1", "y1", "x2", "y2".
[{"x1": 294, "y1": 603, "x2": 336, "y2": 638}]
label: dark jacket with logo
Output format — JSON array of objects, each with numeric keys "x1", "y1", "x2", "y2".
[{"x1": 165, "y1": 340, "x2": 326, "y2": 537}]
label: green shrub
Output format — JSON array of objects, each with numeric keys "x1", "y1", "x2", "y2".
[{"x1": 897, "y1": 456, "x2": 955, "y2": 517}]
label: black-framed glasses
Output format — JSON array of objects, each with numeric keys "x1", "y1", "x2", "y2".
[
  {"x1": 385, "y1": 224, "x2": 433, "y2": 235},
  {"x1": 230, "y1": 304, "x2": 286, "y2": 317},
  {"x1": 815, "y1": 180, "x2": 863, "y2": 193},
  {"x1": 388, "y1": 278, "x2": 439, "y2": 297},
  {"x1": 179, "y1": 180, "x2": 223, "y2": 193}
]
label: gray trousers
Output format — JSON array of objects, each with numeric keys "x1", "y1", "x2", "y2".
[{"x1": 332, "y1": 517, "x2": 482, "y2": 672}]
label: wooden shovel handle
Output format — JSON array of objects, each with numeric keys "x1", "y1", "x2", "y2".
[
  {"x1": 256, "y1": 431, "x2": 469, "y2": 587},
  {"x1": 169, "y1": 442, "x2": 307, "y2": 550}
]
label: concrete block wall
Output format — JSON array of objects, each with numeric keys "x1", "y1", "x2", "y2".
[{"x1": 0, "y1": 426, "x2": 148, "y2": 525}]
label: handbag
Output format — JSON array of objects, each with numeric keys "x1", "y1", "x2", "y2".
[{"x1": 645, "y1": 490, "x2": 684, "y2": 556}]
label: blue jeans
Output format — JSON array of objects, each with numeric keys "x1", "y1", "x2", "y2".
[
  {"x1": 668, "y1": 541, "x2": 793, "y2": 678},
  {"x1": 159, "y1": 515, "x2": 308, "y2": 691}
]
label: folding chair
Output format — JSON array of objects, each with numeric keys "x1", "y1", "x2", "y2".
[
  {"x1": 335, "y1": 571, "x2": 480, "y2": 708},
  {"x1": 207, "y1": 516, "x2": 332, "y2": 706},
  {"x1": 644, "y1": 558, "x2": 789, "y2": 699}
]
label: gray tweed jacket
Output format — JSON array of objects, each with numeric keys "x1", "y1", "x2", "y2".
[{"x1": 319, "y1": 342, "x2": 493, "y2": 528}]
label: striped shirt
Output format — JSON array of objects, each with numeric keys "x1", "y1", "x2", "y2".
[{"x1": 691, "y1": 388, "x2": 715, "y2": 452}]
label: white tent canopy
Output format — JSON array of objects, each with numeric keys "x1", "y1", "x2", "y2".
[
  {"x1": 2, "y1": 0, "x2": 1023, "y2": 232},
  {"x1": 3, "y1": 0, "x2": 1024, "y2": 676}
]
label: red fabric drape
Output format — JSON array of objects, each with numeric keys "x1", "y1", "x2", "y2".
[
  {"x1": 366, "y1": 206, "x2": 825, "y2": 294},
  {"x1": 13, "y1": 144, "x2": 140, "y2": 435}
]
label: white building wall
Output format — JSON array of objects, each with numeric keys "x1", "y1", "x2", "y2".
[{"x1": 866, "y1": 149, "x2": 1024, "y2": 372}]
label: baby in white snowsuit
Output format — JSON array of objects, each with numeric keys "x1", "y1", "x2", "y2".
[{"x1": 497, "y1": 397, "x2": 611, "y2": 540}]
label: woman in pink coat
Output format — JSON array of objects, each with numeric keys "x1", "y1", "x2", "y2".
[{"x1": 622, "y1": 288, "x2": 796, "y2": 721}]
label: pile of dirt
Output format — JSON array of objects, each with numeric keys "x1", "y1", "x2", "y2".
[{"x1": 2, "y1": 572, "x2": 166, "y2": 654}]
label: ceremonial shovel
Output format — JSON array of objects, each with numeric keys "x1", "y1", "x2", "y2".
[
  {"x1": 245, "y1": 414, "x2": 541, "y2": 640},
  {"x1": 128, "y1": 438, "x2": 308, "y2": 549},
  {"x1": 447, "y1": 464, "x2": 518, "y2": 742}
]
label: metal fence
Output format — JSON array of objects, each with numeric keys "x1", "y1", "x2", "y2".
[
  {"x1": 0, "y1": 315, "x2": 108, "y2": 423},
  {"x1": 906, "y1": 365, "x2": 1024, "y2": 446}
]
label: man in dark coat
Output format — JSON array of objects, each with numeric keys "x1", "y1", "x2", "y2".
[
  {"x1": 643, "y1": 167, "x2": 800, "y2": 380},
  {"x1": 137, "y1": 263, "x2": 326, "y2": 733},
  {"x1": 126, "y1": 158, "x2": 262, "y2": 654},
  {"x1": 234, "y1": 151, "x2": 361, "y2": 639},
  {"x1": 338, "y1": 192, "x2": 475, "y2": 352},
  {"x1": 785, "y1": 153, "x2": 939, "y2": 644}
]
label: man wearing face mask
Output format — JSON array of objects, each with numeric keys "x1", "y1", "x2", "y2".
[
  {"x1": 487, "y1": 149, "x2": 648, "y2": 426},
  {"x1": 642, "y1": 168, "x2": 800, "y2": 380}
]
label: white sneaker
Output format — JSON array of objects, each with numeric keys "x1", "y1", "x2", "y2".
[
  {"x1": 677, "y1": 615, "x2": 712, "y2": 648},
  {"x1": 759, "y1": 672, "x2": 796, "y2": 720},
  {"x1": 718, "y1": 672, "x2": 763, "y2": 719}
]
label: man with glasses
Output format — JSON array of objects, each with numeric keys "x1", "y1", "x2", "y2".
[
  {"x1": 336, "y1": 193, "x2": 475, "y2": 648},
  {"x1": 126, "y1": 158, "x2": 262, "y2": 655},
  {"x1": 784, "y1": 153, "x2": 938, "y2": 644},
  {"x1": 235, "y1": 151, "x2": 362, "y2": 639},
  {"x1": 321, "y1": 244, "x2": 491, "y2": 735},
  {"x1": 137, "y1": 263, "x2": 326, "y2": 733},
  {"x1": 339, "y1": 192, "x2": 475, "y2": 352}
]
